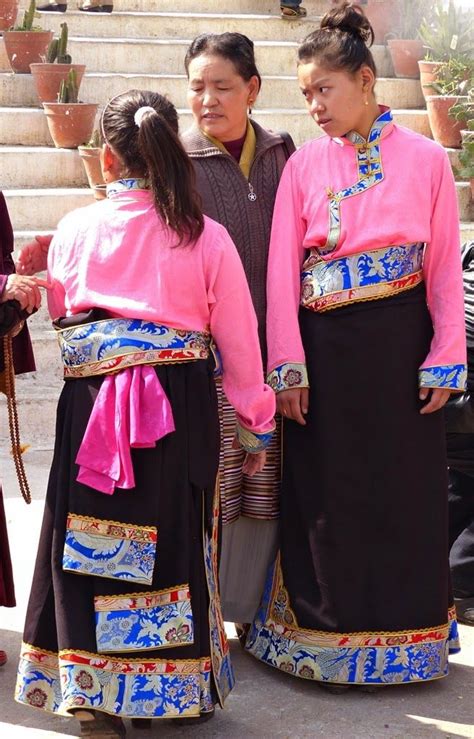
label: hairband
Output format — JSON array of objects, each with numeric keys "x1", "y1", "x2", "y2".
[{"x1": 134, "y1": 106, "x2": 156, "y2": 128}]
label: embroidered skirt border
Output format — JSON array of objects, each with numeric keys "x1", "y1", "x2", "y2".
[
  {"x1": 245, "y1": 561, "x2": 459, "y2": 685},
  {"x1": 15, "y1": 643, "x2": 214, "y2": 718}
]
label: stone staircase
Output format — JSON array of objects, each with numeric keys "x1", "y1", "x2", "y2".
[{"x1": 0, "y1": 0, "x2": 473, "y2": 450}]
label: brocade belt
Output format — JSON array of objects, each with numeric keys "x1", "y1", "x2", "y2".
[
  {"x1": 300, "y1": 242, "x2": 424, "y2": 313},
  {"x1": 54, "y1": 317, "x2": 212, "y2": 495},
  {"x1": 55, "y1": 317, "x2": 212, "y2": 378}
]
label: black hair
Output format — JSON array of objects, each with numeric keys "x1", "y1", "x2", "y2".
[
  {"x1": 184, "y1": 32, "x2": 262, "y2": 92},
  {"x1": 101, "y1": 89, "x2": 204, "y2": 245},
  {"x1": 298, "y1": 2, "x2": 377, "y2": 77}
]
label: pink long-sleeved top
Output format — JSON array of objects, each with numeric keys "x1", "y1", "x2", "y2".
[
  {"x1": 266, "y1": 108, "x2": 467, "y2": 392},
  {"x1": 47, "y1": 184, "x2": 275, "y2": 443}
]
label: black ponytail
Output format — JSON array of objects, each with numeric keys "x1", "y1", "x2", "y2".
[{"x1": 101, "y1": 89, "x2": 204, "y2": 245}]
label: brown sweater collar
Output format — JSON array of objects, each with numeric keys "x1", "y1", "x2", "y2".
[{"x1": 181, "y1": 119, "x2": 285, "y2": 159}]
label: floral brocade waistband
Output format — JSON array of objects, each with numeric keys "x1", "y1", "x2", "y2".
[
  {"x1": 300, "y1": 242, "x2": 424, "y2": 312},
  {"x1": 55, "y1": 317, "x2": 213, "y2": 379}
]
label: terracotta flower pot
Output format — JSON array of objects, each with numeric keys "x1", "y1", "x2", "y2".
[
  {"x1": 30, "y1": 62, "x2": 86, "y2": 103},
  {"x1": 3, "y1": 29, "x2": 53, "y2": 73},
  {"x1": 78, "y1": 145, "x2": 106, "y2": 197},
  {"x1": 43, "y1": 101, "x2": 98, "y2": 149},
  {"x1": 365, "y1": 0, "x2": 401, "y2": 45},
  {"x1": 0, "y1": 0, "x2": 19, "y2": 32},
  {"x1": 425, "y1": 95, "x2": 468, "y2": 149},
  {"x1": 387, "y1": 39, "x2": 424, "y2": 79},
  {"x1": 418, "y1": 60, "x2": 442, "y2": 99}
]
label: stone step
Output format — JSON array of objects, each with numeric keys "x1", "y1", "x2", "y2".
[
  {"x1": 0, "y1": 104, "x2": 431, "y2": 156},
  {"x1": 4, "y1": 188, "x2": 95, "y2": 230},
  {"x1": 0, "y1": 71, "x2": 423, "y2": 114},
  {"x1": 41, "y1": 10, "x2": 323, "y2": 43},
  {"x1": 0, "y1": 36, "x2": 393, "y2": 77},
  {"x1": 14, "y1": 222, "x2": 474, "y2": 256},
  {"x1": 5, "y1": 177, "x2": 472, "y2": 231},
  {"x1": 1, "y1": 146, "x2": 88, "y2": 188},
  {"x1": 35, "y1": 0, "x2": 331, "y2": 14}
]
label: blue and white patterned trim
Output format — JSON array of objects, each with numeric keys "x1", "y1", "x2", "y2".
[
  {"x1": 236, "y1": 423, "x2": 275, "y2": 453},
  {"x1": 106, "y1": 178, "x2": 149, "y2": 197},
  {"x1": 267, "y1": 363, "x2": 309, "y2": 394},
  {"x1": 418, "y1": 364, "x2": 467, "y2": 391},
  {"x1": 15, "y1": 643, "x2": 213, "y2": 719},
  {"x1": 56, "y1": 318, "x2": 211, "y2": 378},
  {"x1": 94, "y1": 586, "x2": 194, "y2": 653},
  {"x1": 245, "y1": 559, "x2": 459, "y2": 685},
  {"x1": 301, "y1": 243, "x2": 424, "y2": 312},
  {"x1": 322, "y1": 109, "x2": 393, "y2": 254},
  {"x1": 63, "y1": 514, "x2": 157, "y2": 586}
]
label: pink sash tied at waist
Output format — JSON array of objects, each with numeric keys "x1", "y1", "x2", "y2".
[{"x1": 76, "y1": 365, "x2": 175, "y2": 494}]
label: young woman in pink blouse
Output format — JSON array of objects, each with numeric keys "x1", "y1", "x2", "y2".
[
  {"x1": 245, "y1": 3, "x2": 466, "y2": 689},
  {"x1": 15, "y1": 90, "x2": 275, "y2": 736}
]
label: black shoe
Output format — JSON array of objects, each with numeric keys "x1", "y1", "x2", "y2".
[
  {"x1": 454, "y1": 596, "x2": 474, "y2": 626},
  {"x1": 131, "y1": 718, "x2": 152, "y2": 729},
  {"x1": 79, "y1": 4, "x2": 113, "y2": 11},
  {"x1": 316, "y1": 682, "x2": 351, "y2": 695},
  {"x1": 235, "y1": 622, "x2": 250, "y2": 649},
  {"x1": 37, "y1": 2, "x2": 67, "y2": 10}
]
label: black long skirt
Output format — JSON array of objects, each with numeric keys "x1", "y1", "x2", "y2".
[
  {"x1": 15, "y1": 359, "x2": 234, "y2": 718},
  {"x1": 247, "y1": 286, "x2": 459, "y2": 685}
]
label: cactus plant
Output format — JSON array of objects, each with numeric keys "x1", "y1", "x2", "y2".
[
  {"x1": 46, "y1": 23, "x2": 72, "y2": 64},
  {"x1": 13, "y1": 0, "x2": 41, "y2": 31},
  {"x1": 58, "y1": 68, "x2": 79, "y2": 104}
]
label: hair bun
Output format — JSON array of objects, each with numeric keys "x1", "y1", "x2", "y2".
[{"x1": 320, "y1": 2, "x2": 374, "y2": 47}]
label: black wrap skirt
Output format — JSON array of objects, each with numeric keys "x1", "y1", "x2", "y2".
[
  {"x1": 15, "y1": 359, "x2": 234, "y2": 718},
  {"x1": 247, "y1": 285, "x2": 459, "y2": 685}
]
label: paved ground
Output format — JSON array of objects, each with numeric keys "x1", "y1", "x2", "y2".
[{"x1": 0, "y1": 449, "x2": 473, "y2": 739}]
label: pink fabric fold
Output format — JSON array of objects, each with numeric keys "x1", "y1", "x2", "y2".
[{"x1": 76, "y1": 365, "x2": 175, "y2": 494}]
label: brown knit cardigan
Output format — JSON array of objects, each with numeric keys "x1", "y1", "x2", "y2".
[{"x1": 182, "y1": 120, "x2": 295, "y2": 367}]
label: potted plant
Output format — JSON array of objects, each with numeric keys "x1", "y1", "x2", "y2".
[
  {"x1": 78, "y1": 129, "x2": 106, "y2": 200},
  {"x1": 386, "y1": 0, "x2": 433, "y2": 79},
  {"x1": 43, "y1": 69, "x2": 98, "y2": 149},
  {"x1": 3, "y1": 0, "x2": 52, "y2": 74},
  {"x1": 425, "y1": 57, "x2": 472, "y2": 149},
  {"x1": 30, "y1": 22, "x2": 86, "y2": 103},
  {"x1": 450, "y1": 94, "x2": 474, "y2": 198},
  {"x1": 0, "y1": 0, "x2": 19, "y2": 33},
  {"x1": 419, "y1": 0, "x2": 473, "y2": 99}
]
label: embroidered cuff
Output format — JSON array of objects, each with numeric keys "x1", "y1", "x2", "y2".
[
  {"x1": 267, "y1": 363, "x2": 309, "y2": 394},
  {"x1": 418, "y1": 364, "x2": 467, "y2": 391},
  {"x1": 236, "y1": 423, "x2": 275, "y2": 453}
]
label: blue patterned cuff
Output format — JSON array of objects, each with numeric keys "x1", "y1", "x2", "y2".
[
  {"x1": 267, "y1": 363, "x2": 309, "y2": 394},
  {"x1": 418, "y1": 364, "x2": 467, "y2": 391},
  {"x1": 236, "y1": 423, "x2": 275, "y2": 453}
]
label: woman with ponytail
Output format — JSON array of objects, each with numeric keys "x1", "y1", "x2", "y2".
[
  {"x1": 15, "y1": 89, "x2": 275, "y2": 735},
  {"x1": 246, "y1": 3, "x2": 466, "y2": 689}
]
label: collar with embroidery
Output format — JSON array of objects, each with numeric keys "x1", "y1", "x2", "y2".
[
  {"x1": 334, "y1": 107, "x2": 394, "y2": 149},
  {"x1": 106, "y1": 178, "x2": 150, "y2": 197}
]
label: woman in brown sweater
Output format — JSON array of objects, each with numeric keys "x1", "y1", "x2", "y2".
[{"x1": 182, "y1": 33, "x2": 295, "y2": 635}]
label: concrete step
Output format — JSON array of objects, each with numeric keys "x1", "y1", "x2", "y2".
[
  {"x1": 461, "y1": 222, "x2": 474, "y2": 243},
  {"x1": 0, "y1": 71, "x2": 424, "y2": 113},
  {"x1": 1, "y1": 106, "x2": 432, "y2": 190},
  {"x1": 41, "y1": 10, "x2": 324, "y2": 42},
  {"x1": 0, "y1": 36, "x2": 393, "y2": 77},
  {"x1": 5, "y1": 176, "x2": 472, "y2": 231},
  {"x1": 0, "y1": 103, "x2": 431, "y2": 152},
  {"x1": 36, "y1": 0, "x2": 331, "y2": 14},
  {"x1": 4, "y1": 188, "x2": 95, "y2": 230},
  {"x1": 1, "y1": 146, "x2": 88, "y2": 188}
]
